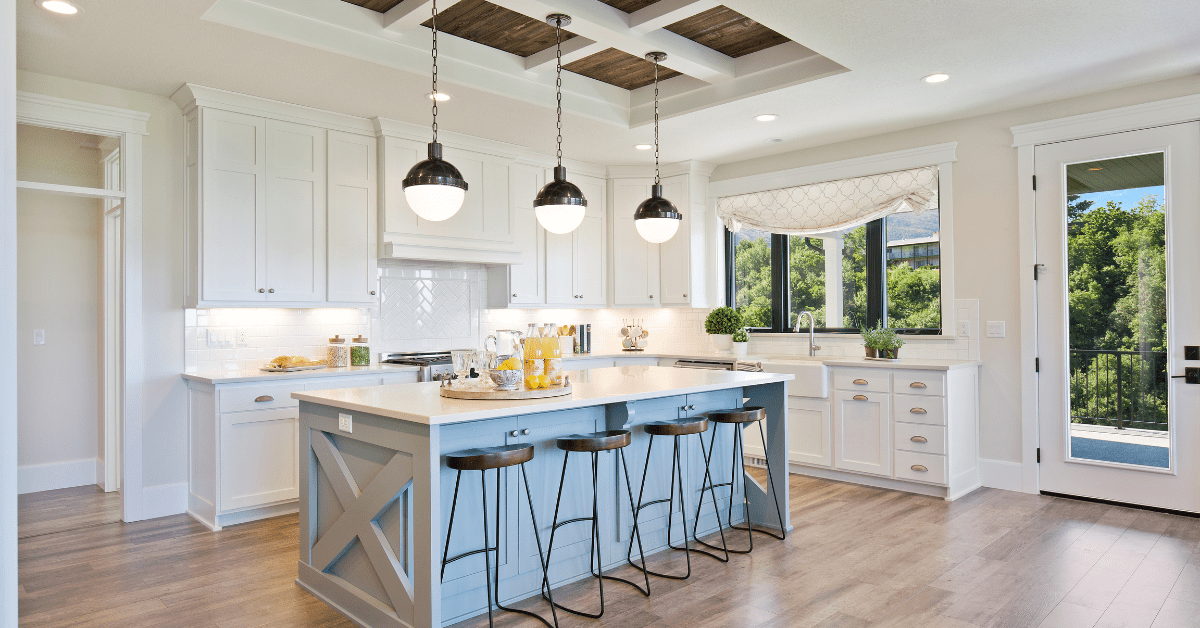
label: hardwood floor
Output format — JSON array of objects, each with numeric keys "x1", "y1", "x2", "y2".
[
  {"x1": 18, "y1": 475, "x2": 1200, "y2": 627},
  {"x1": 18, "y1": 485, "x2": 121, "y2": 539}
]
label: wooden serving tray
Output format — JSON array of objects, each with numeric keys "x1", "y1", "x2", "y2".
[{"x1": 440, "y1": 384, "x2": 572, "y2": 400}]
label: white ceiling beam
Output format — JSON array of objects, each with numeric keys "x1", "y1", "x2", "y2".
[
  {"x1": 486, "y1": 0, "x2": 736, "y2": 82},
  {"x1": 524, "y1": 37, "x2": 605, "y2": 71},
  {"x1": 628, "y1": 0, "x2": 719, "y2": 34},
  {"x1": 380, "y1": 0, "x2": 465, "y2": 33}
]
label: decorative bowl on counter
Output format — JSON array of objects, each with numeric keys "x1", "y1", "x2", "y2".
[{"x1": 488, "y1": 368, "x2": 523, "y2": 391}]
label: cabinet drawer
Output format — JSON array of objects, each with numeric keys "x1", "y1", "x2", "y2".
[
  {"x1": 894, "y1": 450, "x2": 947, "y2": 485},
  {"x1": 893, "y1": 371, "x2": 945, "y2": 396},
  {"x1": 894, "y1": 422, "x2": 946, "y2": 455},
  {"x1": 892, "y1": 394, "x2": 945, "y2": 426},
  {"x1": 219, "y1": 383, "x2": 301, "y2": 413},
  {"x1": 833, "y1": 369, "x2": 890, "y2": 393}
]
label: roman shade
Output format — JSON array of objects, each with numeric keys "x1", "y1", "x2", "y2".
[{"x1": 716, "y1": 166, "x2": 939, "y2": 235}]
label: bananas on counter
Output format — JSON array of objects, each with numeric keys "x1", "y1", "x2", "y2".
[{"x1": 267, "y1": 355, "x2": 326, "y2": 368}]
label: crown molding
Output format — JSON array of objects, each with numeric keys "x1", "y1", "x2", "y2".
[
  {"x1": 17, "y1": 92, "x2": 150, "y2": 136},
  {"x1": 1011, "y1": 92, "x2": 1200, "y2": 147},
  {"x1": 170, "y1": 83, "x2": 375, "y2": 136}
]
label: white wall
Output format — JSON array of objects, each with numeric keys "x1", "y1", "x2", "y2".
[
  {"x1": 712, "y1": 73, "x2": 1200, "y2": 465},
  {"x1": 16, "y1": 71, "x2": 188, "y2": 496},
  {"x1": 2, "y1": 0, "x2": 20, "y2": 621},
  {"x1": 16, "y1": 124, "x2": 104, "y2": 492}
]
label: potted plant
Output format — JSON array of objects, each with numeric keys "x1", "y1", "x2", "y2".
[
  {"x1": 732, "y1": 327, "x2": 749, "y2": 357},
  {"x1": 704, "y1": 307, "x2": 744, "y2": 352},
  {"x1": 863, "y1": 324, "x2": 905, "y2": 359}
]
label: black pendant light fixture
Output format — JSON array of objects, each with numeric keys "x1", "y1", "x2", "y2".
[
  {"x1": 634, "y1": 52, "x2": 682, "y2": 244},
  {"x1": 402, "y1": 0, "x2": 468, "y2": 222},
  {"x1": 533, "y1": 13, "x2": 588, "y2": 235}
]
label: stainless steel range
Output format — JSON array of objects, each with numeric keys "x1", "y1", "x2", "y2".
[{"x1": 380, "y1": 351, "x2": 456, "y2": 382}]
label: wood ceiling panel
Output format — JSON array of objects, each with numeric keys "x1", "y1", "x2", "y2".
[
  {"x1": 563, "y1": 48, "x2": 682, "y2": 91},
  {"x1": 418, "y1": 0, "x2": 576, "y2": 57},
  {"x1": 341, "y1": 0, "x2": 402, "y2": 11},
  {"x1": 665, "y1": 5, "x2": 790, "y2": 58},
  {"x1": 595, "y1": 0, "x2": 662, "y2": 12}
]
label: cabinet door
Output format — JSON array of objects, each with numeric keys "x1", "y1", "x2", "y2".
[
  {"x1": 508, "y1": 167, "x2": 544, "y2": 305},
  {"x1": 788, "y1": 397, "x2": 832, "y2": 467},
  {"x1": 201, "y1": 109, "x2": 265, "y2": 302},
  {"x1": 326, "y1": 130, "x2": 377, "y2": 303},
  {"x1": 219, "y1": 408, "x2": 298, "y2": 511},
  {"x1": 657, "y1": 175, "x2": 692, "y2": 305},
  {"x1": 264, "y1": 119, "x2": 326, "y2": 302},
  {"x1": 611, "y1": 179, "x2": 659, "y2": 306},
  {"x1": 544, "y1": 229, "x2": 574, "y2": 305},
  {"x1": 574, "y1": 214, "x2": 605, "y2": 306},
  {"x1": 833, "y1": 390, "x2": 891, "y2": 476}
]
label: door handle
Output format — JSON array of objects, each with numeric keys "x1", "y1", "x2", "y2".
[
  {"x1": 910, "y1": 407, "x2": 928, "y2": 414},
  {"x1": 911, "y1": 464, "x2": 928, "y2": 472},
  {"x1": 254, "y1": 395, "x2": 273, "y2": 402},
  {"x1": 910, "y1": 435, "x2": 928, "y2": 443},
  {"x1": 852, "y1": 379, "x2": 868, "y2": 385},
  {"x1": 852, "y1": 394, "x2": 868, "y2": 401},
  {"x1": 909, "y1": 382, "x2": 928, "y2": 389}
]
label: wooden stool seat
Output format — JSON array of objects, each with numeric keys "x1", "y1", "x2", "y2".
[
  {"x1": 706, "y1": 406, "x2": 766, "y2": 424},
  {"x1": 556, "y1": 430, "x2": 632, "y2": 452},
  {"x1": 446, "y1": 444, "x2": 534, "y2": 471},
  {"x1": 643, "y1": 418, "x2": 709, "y2": 436}
]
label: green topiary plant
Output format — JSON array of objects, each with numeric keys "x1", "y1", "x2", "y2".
[
  {"x1": 862, "y1": 324, "x2": 905, "y2": 358},
  {"x1": 705, "y1": 307, "x2": 744, "y2": 335},
  {"x1": 732, "y1": 328, "x2": 749, "y2": 343}
]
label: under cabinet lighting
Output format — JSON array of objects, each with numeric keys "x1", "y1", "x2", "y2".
[
  {"x1": 755, "y1": 114, "x2": 778, "y2": 122},
  {"x1": 766, "y1": 138, "x2": 784, "y2": 143},
  {"x1": 40, "y1": 0, "x2": 79, "y2": 14},
  {"x1": 922, "y1": 73, "x2": 950, "y2": 83}
]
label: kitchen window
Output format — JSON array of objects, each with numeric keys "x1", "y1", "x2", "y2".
[{"x1": 726, "y1": 207, "x2": 942, "y2": 334}]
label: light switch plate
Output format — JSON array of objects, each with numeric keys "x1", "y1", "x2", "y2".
[
  {"x1": 987, "y1": 321, "x2": 1006, "y2": 338},
  {"x1": 33, "y1": 329, "x2": 45, "y2": 345},
  {"x1": 957, "y1": 321, "x2": 971, "y2": 338},
  {"x1": 338, "y1": 413, "x2": 353, "y2": 433}
]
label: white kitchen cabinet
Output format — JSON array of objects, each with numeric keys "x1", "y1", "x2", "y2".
[
  {"x1": 173, "y1": 84, "x2": 379, "y2": 308},
  {"x1": 833, "y1": 389, "x2": 892, "y2": 476},
  {"x1": 788, "y1": 397, "x2": 832, "y2": 467},
  {"x1": 185, "y1": 369, "x2": 418, "y2": 530},
  {"x1": 494, "y1": 165, "x2": 545, "y2": 305},
  {"x1": 611, "y1": 177, "x2": 660, "y2": 306}
]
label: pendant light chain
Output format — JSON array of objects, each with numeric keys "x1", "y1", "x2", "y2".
[
  {"x1": 555, "y1": 21, "x2": 563, "y2": 167},
  {"x1": 430, "y1": 0, "x2": 439, "y2": 144},
  {"x1": 653, "y1": 58, "x2": 660, "y2": 185}
]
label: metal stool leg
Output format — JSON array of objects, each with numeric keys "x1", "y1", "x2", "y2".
[
  {"x1": 494, "y1": 465, "x2": 560, "y2": 628},
  {"x1": 440, "y1": 470, "x2": 462, "y2": 581},
  {"x1": 480, "y1": 472, "x2": 496, "y2": 627},
  {"x1": 691, "y1": 426, "x2": 733, "y2": 562},
  {"x1": 628, "y1": 434, "x2": 694, "y2": 580}
]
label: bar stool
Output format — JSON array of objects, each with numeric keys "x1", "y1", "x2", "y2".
[
  {"x1": 542, "y1": 430, "x2": 650, "y2": 618},
  {"x1": 626, "y1": 417, "x2": 712, "y2": 581},
  {"x1": 691, "y1": 406, "x2": 786, "y2": 561},
  {"x1": 442, "y1": 444, "x2": 559, "y2": 628}
]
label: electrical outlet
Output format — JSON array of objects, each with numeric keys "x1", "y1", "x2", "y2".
[
  {"x1": 33, "y1": 329, "x2": 45, "y2": 345},
  {"x1": 957, "y1": 321, "x2": 971, "y2": 338},
  {"x1": 986, "y1": 321, "x2": 1006, "y2": 338},
  {"x1": 237, "y1": 328, "x2": 247, "y2": 345},
  {"x1": 338, "y1": 413, "x2": 353, "y2": 433}
]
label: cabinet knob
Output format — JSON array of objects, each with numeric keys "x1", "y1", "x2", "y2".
[
  {"x1": 521, "y1": 429, "x2": 530, "y2": 435},
  {"x1": 258, "y1": 288, "x2": 265, "y2": 293},
  {"x1": 911, "y1": 464, "x2": 928, "y2": 472},
  {"x1": 370, "y1": 290, "x2": 376, "y2": 295},
  {"x1": 689, "y1": 405, "x2": 696, "y2": 410},
  {"x1": 254, "y1": 395, "x2": 273, "y2": 402},
  {"x1": 910, "y1": 435, "x2": 928, "y2": 443},
  {"x1": 852, "y1": 394, "x2": 868, "y2": 401},
  {"x1": 510, "y1": 430, "x2": 519, "y2": 437},
  {"x1": 683, "y1": 294, "x2": 687, "y2": 298},
  {"x1": 512, "y1": 294, "x2": 517, "y2": 298},
  {"x1": 649, "y1": 295, "x2": 654, "y2": 298},
  {"x1": 852, "y1": 378, "x2": 868, "y2": 385},
  {"x1": 268, "y1": 288, "x2": 275, "y2": 293},
  {"x1": 909, "y1": 382, "x2": 928, "y2": 389},
  {"x1": 910, "y1": 407, "x2": 928, "y2": 414}
]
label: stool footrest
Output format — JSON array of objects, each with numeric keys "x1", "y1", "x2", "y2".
[{"x1": 443, "y1": 546, "x2": 495, "y2": 566}]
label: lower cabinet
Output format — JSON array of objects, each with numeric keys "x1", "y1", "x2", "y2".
[
  {"x1": 787, "y1": 397, "x2": 832, "y2": 468},
  {"x1": 832, "y1": 389, "x2": 892, "y2": 476},
  {"x1": 186, "y1": 370, "x2": 418, "y2": 530}
]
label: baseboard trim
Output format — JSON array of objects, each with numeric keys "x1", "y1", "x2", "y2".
[
  {"x1": 18, "y1": 458, "x2": 98, "y2": 494},
  {"x1": 142, "y1": 482, "x2": 188, "y2": 520},
  {"x1": 979, "y1": 458, "x2": 1025, "y2": 492}
]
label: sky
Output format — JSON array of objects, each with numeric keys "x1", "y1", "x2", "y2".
[{"x1": 1076, "y1": 185, "x2": 1164, "y2": 210}]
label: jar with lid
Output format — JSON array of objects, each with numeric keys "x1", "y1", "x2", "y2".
[
  {"x1": 350, "y1": 335, "x2": 371, "y2": 366},
  {"x1": 544, "y1": 323, "x2": 562, "y2": 386},
  {"x1": 327, "y1": 335, "x2": 350, "y2": 368},
  {"x1": 523, "y1": 323, "x2": 544, "y2": 383}
]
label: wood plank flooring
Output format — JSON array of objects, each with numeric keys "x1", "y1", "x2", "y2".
[
  {"x1": 19, "y1": 485, "x2": 121, "y2": 539},
  {"x1": 18, "y1": 475, "x2": 1200, "y2": 627}
]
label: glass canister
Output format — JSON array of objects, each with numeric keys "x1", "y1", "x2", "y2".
[
  {"x1": 544, "y1": 323, "x2": 562, "y2": 386},
  {"x1": 350, "y1": 335, "x2": 371, "y2": 366},
  {"x1": 327, "y1": 335, "x2": 350, "y2": 368},
  {"x1": 483, "y1": 330, "x2": 524, "y2": 390},
  {"x1": 523, "y1": 323, "x2": 544, "y2": 385}
]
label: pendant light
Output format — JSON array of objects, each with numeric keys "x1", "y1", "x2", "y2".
[
  {"x1": 402, "y1": 0, "x2": 468, "y2": 222},
  {"x1": 634, "y1": 52, "x2": 682, "y2": 244},
  {"x1": 533, "y1": 14, "x2": 587, "y2": 235}
]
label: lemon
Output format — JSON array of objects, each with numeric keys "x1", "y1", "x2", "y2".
[
  {"x1": 498, "y1": 358, "x2": 519, "y2": 370},
  {"x1": 525, "y1": 376, "x2": 541, "y2": 389},
  {"x1": 536, "y1": 375, "x2": 550, "y2": 389}
]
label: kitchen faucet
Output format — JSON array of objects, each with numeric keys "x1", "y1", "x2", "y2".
[{"x1": 794, "y1": 310, "x2": 821, "y2": 356}]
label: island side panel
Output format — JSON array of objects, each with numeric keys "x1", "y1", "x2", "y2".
[
  {"x1": 743, "y1": 381, "x2": 791, "y2": 533},
  {"x1": 296, "y1": 400, "x2": 436, "y2": 628}
]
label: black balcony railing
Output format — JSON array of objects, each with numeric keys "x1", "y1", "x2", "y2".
[{"x1": 1069, "y1": 349, "x2": 1168, "y2": 431}]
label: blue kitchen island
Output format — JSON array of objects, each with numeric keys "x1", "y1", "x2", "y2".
[{"x1": 292, "y1": 365, "x2": 793, "y2": 628}]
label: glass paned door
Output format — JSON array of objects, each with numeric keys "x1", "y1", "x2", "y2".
[{"x1": 1035, "y1": 122, "x2": 1200, "y2": 511}]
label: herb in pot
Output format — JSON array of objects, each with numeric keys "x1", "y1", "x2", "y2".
[{"x1": 862, "y1": 324, "x2": 905, "y2": 359}]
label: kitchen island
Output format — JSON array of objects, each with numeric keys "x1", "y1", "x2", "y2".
[{"x1": 291, "y1": 365, "x2": 793, "y2": 628}]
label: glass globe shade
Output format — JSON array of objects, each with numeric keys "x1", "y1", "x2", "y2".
[
  {"x1": 635, "y1": 217, "x2": 680, "y2": 243},
  {"x1": 535, "y1": 204, "x2": 586, "y2": 235},
  {"x1": 404, "y1": 184, "x2": 465, "y2": 222}
]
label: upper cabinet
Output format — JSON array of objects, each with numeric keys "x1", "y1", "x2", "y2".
[{"x1": 173, "y1": 84, "x2": 378, "y2": 308}]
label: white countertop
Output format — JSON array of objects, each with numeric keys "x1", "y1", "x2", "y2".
[
  {"x1": 293, "y1": 365, "x2": 793, "y2": 425},
  {"x1": 816, "y1": 357, "x2": 981, "y2": 371},
  {"x1": 181, "y1": 364, "x2": 421, "y2": 385}
]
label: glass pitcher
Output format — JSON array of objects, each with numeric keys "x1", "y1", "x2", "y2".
[{"x1": 484, "y1": 330, "x2": 524, "y2": 389}]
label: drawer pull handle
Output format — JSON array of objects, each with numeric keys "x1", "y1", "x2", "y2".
[
  {"x1": 910, "y1": 407, "x2": 928, "y2": 414},
  {"x1": 852, "y1": 394, "x2": 868, "y2": 401},
  {"x1": 910, "y1": 435, "x2": 928, "y2": 443},
  {"x1": 911, "y1": 464, "x2": 928, "y2": 472},
  {"x1": 852, "y1": 378, "x2": 868, "y2": 385},
  {"x1": 254, "y1": 395, "x2": 273, "y2": 402},
  {"x1": 909, "y1": 382, "x2": 928, "y2": 389}
]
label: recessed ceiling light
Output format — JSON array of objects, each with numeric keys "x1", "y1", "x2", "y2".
[
  {"x1": 922, "y1": 73, "x2": 950, "y2": 84},
  {"x1": 426, "y1": 92, "x2": 450, "y2": 102},
  {"x1": 634, "y1": 144, "x2": 653, "y2": 150},
  {"x1": 1088, "y1": 167, "x2": 1103, "y2": 171},
  {"x1": 755, "y1": 114, "x2": 778, "y2": 122},
  {"x1": 40, "y1": 0, "x2": 79, "y2": 13},
  {"x1": 766, "y1": 138, "x2": 784, "y2": 144}
]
